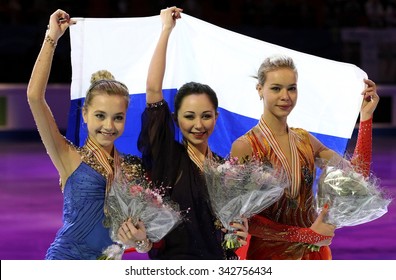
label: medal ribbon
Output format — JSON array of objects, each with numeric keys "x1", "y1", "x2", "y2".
[
  {"x1": 85, "y1": 136, "x2": 120, "y2": 214},
  {"x1": 184, "y1": 139, "x2": 212, "y2": 172},
  {"x1": 258, "y1": 117, "x2": 301, "y2": 199}
]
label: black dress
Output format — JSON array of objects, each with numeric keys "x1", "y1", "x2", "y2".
[{"x1": 138, "y1": 100, "x2": 234, "y2": 260}]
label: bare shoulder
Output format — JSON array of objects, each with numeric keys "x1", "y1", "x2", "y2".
[{"x1": 230, "y1": 136, "x2": 253, "y2": 160}]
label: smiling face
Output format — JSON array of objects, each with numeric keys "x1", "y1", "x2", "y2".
[
  {"x1": 258, "y1": 67, "x2": 298, "y2": 121},
  {"x1": 176, "y1": 93, "x2": 218, "y2": 152},
  {"x1": 82, "y1": 92, "x2": 127, "y2": 154}
]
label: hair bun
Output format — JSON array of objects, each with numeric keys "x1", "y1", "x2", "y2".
[{"x1": 90, "y1": 70, "x2": 115, "y2": 84}]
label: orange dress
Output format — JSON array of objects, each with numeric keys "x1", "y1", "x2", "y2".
[{"x1": 237, "y1": 117, "x2": 372, "y2": 260}]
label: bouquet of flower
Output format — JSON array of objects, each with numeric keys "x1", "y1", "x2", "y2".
[
  {"x1": 316, "y1": 159, "x2": 391, "y2": 229},
  {"x1": 203, "y1": 157, "x2": 287, "y2": 249},
  {"x1": 99, "y1": 171, "x2": 182, "y2": 259}
]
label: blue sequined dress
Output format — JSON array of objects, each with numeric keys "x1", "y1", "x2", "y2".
[
  {"x1": 45, "y1": 163, "x2": 112, "y2": 259},
  {"x1": 45, "y1": 149, "x2": 143, "y2": 260}
]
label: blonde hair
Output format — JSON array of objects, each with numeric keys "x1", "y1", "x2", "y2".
[
  {"x1": 83, "y1": 70, "x2": 130, "y2": 110},
  {"x1": 90, "y1": 70, "x2": 115, "y2": 83},
  {"x1": 256, "y1": 55, "x2": 298, "y2": 86}
]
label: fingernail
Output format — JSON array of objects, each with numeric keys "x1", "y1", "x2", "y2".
[{"x1": 324, "y1": 203, "x2": 329, "y2": 209}]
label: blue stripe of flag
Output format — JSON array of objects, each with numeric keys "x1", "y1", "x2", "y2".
[{"x1": 66, "y1": 89, "x2": 349, "y2": 158}]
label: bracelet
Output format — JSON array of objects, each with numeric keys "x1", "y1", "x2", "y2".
[
  {"x1": 44, "y1": 34, "x2": 57, "y2": 48},
  {"x1": 135, "y1": 238, "x2": 152, "y2": 253},
  {"x1": 146, "y1": 99, "x2": 165, "y2": 109}
]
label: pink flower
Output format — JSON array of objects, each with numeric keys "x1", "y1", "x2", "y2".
[
  {"x1": 144, "y1": 188, "x2": 163, "y2": 206},
  {"x1": 129, "y1": 185, "x2": 144, "y2": 196}
]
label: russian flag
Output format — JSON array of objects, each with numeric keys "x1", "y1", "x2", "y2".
[{"x1": 68, "y1": 14, "x2": 366, "y2": 158}]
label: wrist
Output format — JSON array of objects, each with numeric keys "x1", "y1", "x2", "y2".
[
  {"x1": 360, "y1": 113, "x2": 373, "y2": 122},
  {"x1": 135, "y1": 238, "x2": 152, "y2": 253},
  {"x1": 162, "y1": 24, "x2": 174, "y2": 33},
  {"x1": 44, "y1": 34, "x2": 57, "y2": 48},
  {"x1": 359, "y1": 116, "x2": 373, "y2": 124}
]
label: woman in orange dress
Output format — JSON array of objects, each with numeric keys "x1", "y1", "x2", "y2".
[{"x1": 231, "y1": 55, "x2": 379, "y2": 260}]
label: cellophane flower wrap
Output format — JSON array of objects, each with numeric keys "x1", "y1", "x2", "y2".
[
  {"x1": 99, "y1": 170, "x2": 182, "y2": 259},
  {"x1": 203, "y1": 157, "x2": 287, "y2": 250},
  {"x1": 316, "y1": 158, "x2": 391, "y2": 229}
]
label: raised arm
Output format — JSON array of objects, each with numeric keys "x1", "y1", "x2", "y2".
[
  {"x1": 351, "y1": 78, "x2": 379, "y2": 176},
  {"x1": 146, "y1": 7, "x2": 182, "y2": 104},
  {"x1": 27, "y1": 10, "x2": 77, "y2": 183},
  {"x1": 314, "y1": 78, "x2": 379, "y2": 177}
]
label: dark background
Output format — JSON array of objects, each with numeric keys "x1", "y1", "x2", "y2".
[{"x1": 1, "y1": 0, "x2": 395, "y2": 83}]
